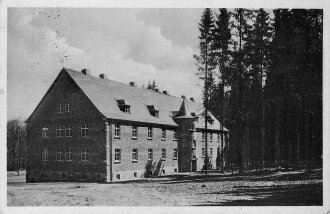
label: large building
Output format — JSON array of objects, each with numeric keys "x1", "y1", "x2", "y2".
[{"x1": 25, "y1": 68, "x2": 229, "y2": 182}]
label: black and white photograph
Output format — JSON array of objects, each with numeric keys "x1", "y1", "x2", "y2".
[{"x1": 0, "y1": 0, "x2": 329, "y2": 213}]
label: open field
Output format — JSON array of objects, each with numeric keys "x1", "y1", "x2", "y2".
[{"x1": 7, "y1": 169, "x2": 322, "y2": 206}]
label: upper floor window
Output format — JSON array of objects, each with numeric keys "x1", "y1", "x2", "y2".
[
  {"x1": 65, "y1": 104, "x2": 70, "y2": 112},
  {"x1": 161, "y1": 149, "x2": 166, "y2": 160},
  {"x1": 148, "y1": 149, "x2": 153, "y2": 160},
  {"x1": 58, "y1": 104, "x2": 63, "y2": 113},
  {"x1": 81, "y1": 148, "x2": 89, "y2": 161},
  {"x1": 66, "y1": 149, "x2": 72, "y2": 161},
  {"x1": 202, "y1": 132, "x2": 205, "y2": 141},
  {"x1": 56, "y1": 125, "x2": 64, "y2": 137},
  {"x1": 207, "y1": 115, "x2": 214, "y2": 125},
  {"x1": 42, "y1": 148, "x2": 48, "y2": 161},
  {"x1": 210, "y1": 133, "x2": 213, "y2": 142},
  {"x1": 81, "y1": 124, "x2": 89, "y2": 137},
  {"x1": 115, "y1": 149, "x2": 121, "y2": 162},
  {"x1": 161, "y1": 128, "x2": 166, "y2": 140},
  {"x1": 173, "y1": 148, "x2": 178, "y2": 160},
  {"x1": 65, "y1": 125, "x2": 72, "y2": 137},
  {"x1": 132, "y1": 126, "x2": 138, "y2": 138},
  {"x1": 42, "y1": 125, "x2": 48, "y2": 137},
  {"x1": 147, "y1": 105, "x2": 159, "y2": 118},
  {"x1": 210, "y1": 148, "x2": 213, "y2": 157},
  {"x1": 202, "y1": 148, "x2": 206, "y2": 157},
  {"x1": 56, "y1": 150, "x2": 64, "y2": 161},
  {"x1": 217, "y1": 133, "x2": 220, "y2": 142},
  {"x1": 192, "y1": 139, "x2": 196, "y2": 148},
  {"x1": 117, "y1": 99, "x2": 131, "y2": 114},
  {"x1": 132, "y1": 149, "x2": 138, "y2": 162},
  {"x1": 114, "y1": 124, "x2": 120, "y2": 138},
  {"x1": 173, "y1": 129, "x2": 177, "y2": 140},
  {"x1": 147, "y1": 127, "x2": 153, "y2": 139}
]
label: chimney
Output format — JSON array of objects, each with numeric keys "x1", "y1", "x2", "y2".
[
  {"x1": 129, "y1": 82, "x2": 136, "y2": 87},
  {"x1": 99, "y1": 74, "x2": 108, "y2": 79},
  {"x1": 155, "y1": 88, "x2": 159, "y2": 92},
  {"x1": 190, "y1": 97, "x2": 195, "y2": 102},
  {"x1": 163, "y1": 90, "x2": 168, "y2": 95},
  {"x1": 181, "y1": 95, "x2": 186, "y2": 99},
  {"x1": 81, "y1": 69, "x2": 91, "y2": 76}
]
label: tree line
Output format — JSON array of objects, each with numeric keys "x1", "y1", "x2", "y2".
[{"x1": 195, "y1": 8, "x2": 322, "y2": 171}]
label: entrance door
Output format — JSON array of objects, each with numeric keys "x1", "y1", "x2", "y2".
[{"x1": 191, "y1": 160, "x2": 197, "y2": 172}]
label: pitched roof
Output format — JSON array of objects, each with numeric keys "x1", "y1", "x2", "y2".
[
  {"x1": 42, "y1": 68, "x2": 228, "y2": 131},
  {"x1": 173, "y1": 99, "x2": 195, "y2": 120}
]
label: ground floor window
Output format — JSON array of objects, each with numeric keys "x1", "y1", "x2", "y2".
[
  {"x1": 132, "y1": 149, "x2": 138, "y2": 162},
  {"x1": 42, "y1": 148, "x2": 48, "y2": 161},
  {"x1": 162, "y1": 149, "x2": 166, "y2": 160},
  {"x1": 66, "y1": 148, "x2": 72, "y2": 161},
  {"x1": 202, "y1": 148, "x2": 206, "y2": 157},
  {"x1": 148, "y1": 149, "x2": 153, "y2": 160},
  {"x1": 173, "y1": 148, "x2": 178, "y2": 159}
]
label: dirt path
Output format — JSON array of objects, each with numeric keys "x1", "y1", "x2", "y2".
[{"x1": 7, "y1": 169, "x2": 322, "y2": 206}]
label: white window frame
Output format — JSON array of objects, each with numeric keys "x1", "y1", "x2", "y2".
[
  {"x1": 124, "y1": 106, "x2": 130, "y2": 114},
  {"x1": 132, "y1": 149, "x2": 138, "y2": 162},
  {"x1": 81, "y1": 124, "x2": 89, "y2": 137},
  {"x1": 162, "y1": 149, "x2": 166, "y2": 160},
  {"x1": 65, "y1": 125, "x2": 72, "y2": 137},
  {"x1": 58, "y1": 104, "x2": 63, "y2": 113},
  {"x1": 42, "y1": 125, "x2": 48, "y2": 137},
  {"x1": 161, "y1": 129, "x2": 166, "y2": 140},
  {"x1": 56, "y1": 150, "x2": 64, "y2": 161},
  {"x1": 81, "y1": 148, "x2": 89, "y2": 161},
  {"x1": 115, "y1": 149, "x2": 121, "y2": 162},
  {"x1": 132, "y1": 126, "x2": 138, "y2": 138},
  {"x1": 173, "y1": 129, "x2": 177, "y2": 140},
  {"x1": 66, "y1": 148, "x2": 72, "y2": 161},
  {"x1": 147, "y1": 127, "x2": 153, "y2": 139},
  {"x1": 56, "y1": 125, "x2": 64, "y2": 137},
  {"x1": 42, "y1": 148, "x2": 48, "y2": 161},
  {"x1": 210, "y1": 133, "x2": 213, "y2": 142},
  {"x1": 148, "y1": 149, "x2": 153, "y2": 160},
  {"x1": 114, "y1": 124, "x2": 120, "y2": 138},
  {"x1": 173, "y1": 148, "x2": 178, "y2": 160},
  {"x1": 65, "y1": 104, "x2": 70, "y2": 112},
  {"x1": 201, "y1": 132, "x2": 205, "y2": 141}
]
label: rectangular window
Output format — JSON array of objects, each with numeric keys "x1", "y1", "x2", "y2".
[
  {"x1": 148, "y1": 149, "x2": 153, "y2": 160},
  {"x1": 124, "y1": 106, "x2": 130, "y2": 114},
  {"x1": 173, "y1": 148, "x2": 178, "y2": 159},
  {"x1": 202, "y1": 148, "x2": 206, "y2": 157},
  {"x1": 173, "y1": 129, "x2": 177, "y2": 140},
  {"x1": 42, "y1": 125, "x2": 48, "y2": 137},
  {"x1": 115, "y1": 149, "x2": 121, "y2": 162},
  {"x1": 56, "y1": 125, "x2": 64, "y2": 137},
  {"x1": 210, "y1": 133, "x2": 213, "y2": 142},
  {"x1": 162, "y1": 129, "x2": 166, "y2": 140},
  {"x1": 192, "y1": 139, "x2": 196, "y2": 148},
  {"x1": 114, "y1": 124, "x2": 120, "y2": 138},
  {"x1": 147, "y1": 127, "x2": 153, "y2": 139},
  {"x1": 162, "y1": 149, "x2": 166, "y2": 160},
  {"x1": 132, "y1": 149, "x2": 138, "y2": 162},
  {"x1": 217, "y1": 133, "x2": 220, "y2": 142},
  {"x1": 65, "y1": 104, "x2": 70, "y2": 112},
  {"x1": 56, "y1": 150, "x2": 64, "y2": 161},
  {"x1": 81, "y1": 148, "x2": 89, "y2": 161},
  {"x1": 42, "y1": 148, "x2": 48, "y2": 161},
  {"x1": 132, "y1": 126, "x2": 138, "y2": 138},
  {"x1": 65, "y1": 125, "x2": 72, "y2": 137},
  {"x1": 210, "y1": 148, "x2": 213, "y2": 157},
  {"x1": 201, "y1": 132, "x2": 205, "y2": 141},
  {"x1": 66, "y1": 148, "x2": 72, "y2": 161},
  {"x1": 81, "y1": 124, "x2": 89, "y2": 136},
  {"x1": 58, "y1": 104, "x2": 63, "y2": 113}
]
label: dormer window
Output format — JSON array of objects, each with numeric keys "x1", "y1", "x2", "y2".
[
  {"x1": 147, "y1": 105, "x2": 159, "y2": 118},
  {"x1": 116, "y1": 99, "x2": 131, "y2": 114},
  {"x1": 207, "y1": 115, "x2": 214, "y2": 124}
]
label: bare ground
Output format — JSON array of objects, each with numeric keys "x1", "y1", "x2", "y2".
[{"x1": 7, "y1": 169, "x2": 322, "y2": 206}]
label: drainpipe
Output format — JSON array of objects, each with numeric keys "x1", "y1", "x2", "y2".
[{"x1": 105, "y1": 122, "x2": 112, "y2": 182}]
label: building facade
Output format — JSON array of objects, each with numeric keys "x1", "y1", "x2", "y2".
[{"x1": 25, "y1": 68, "x2": 229, "y2": 182}]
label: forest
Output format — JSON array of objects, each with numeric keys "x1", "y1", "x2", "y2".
[{"x1": 194, "y1": 8, "x2": 323, "y2": 171}]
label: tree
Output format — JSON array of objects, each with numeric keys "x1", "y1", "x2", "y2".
[
  {"x1": 7, "y1": 119, "x2": 26, "y2": 174},
  {"x1": 146, "y1": 80, "x2": 158, "y2": 90},
  {"x1": 194, "y1": 8, "x2": 216, "y2": 174}
]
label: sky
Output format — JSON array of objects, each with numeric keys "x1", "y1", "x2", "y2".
[{"x1": 7, "y1": 8, "x2": 205, "y2": 120}]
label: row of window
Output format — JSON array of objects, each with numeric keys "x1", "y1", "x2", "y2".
[
  {"x1": 58, "y1": 104, "x2": 70, "y2": 113},
  {"x1": 201, "y1": 147, "x2": 214, "y2": 157},
  {"x1": 41, "y1": 148, "x2": 89, "y2": 162},
  {"x1": 114, "y1": 125, "x2": 176, "y2": 140},
  {"x1": 42, "y1": 124, "x2": 88, "y2": 137},
  {"x1": 201, "y1": 132, "x2": 222, "y2": 142},
  {"x1": 114, "y1": 148, "x2": 178, "y2": 162}
]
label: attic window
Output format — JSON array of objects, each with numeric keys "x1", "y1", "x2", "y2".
[
  {"x1": 147, "y1": 105, "x2": 159, "y2": 118},
  {"x1": 207, "y1": 115, "x2": 214, "y2": 124},
  {"x1": 117, "y1": 99, "x2": 131, "y2": 114}
]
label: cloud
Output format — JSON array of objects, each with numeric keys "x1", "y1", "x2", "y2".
[{"x1": 7, "y1": 8, "x2": 203, "y2": 119}]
